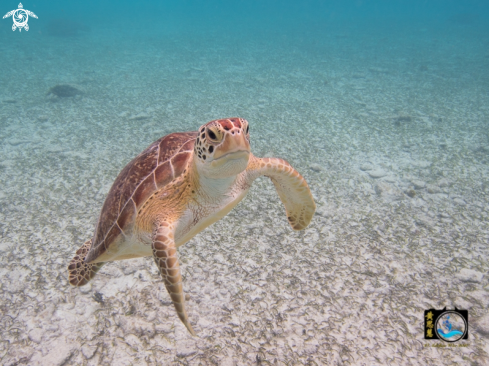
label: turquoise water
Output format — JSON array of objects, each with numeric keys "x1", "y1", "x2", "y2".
[{"x1": 1, "y1": 1, "x2": 488, "y2": 365}]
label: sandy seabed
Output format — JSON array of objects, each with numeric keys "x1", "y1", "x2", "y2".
[{"x1": 1, "y1": 20, "x2": 489, "y2": 365}]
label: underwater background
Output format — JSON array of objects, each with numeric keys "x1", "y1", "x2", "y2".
[{"x1": 1, "y1": 0, "x2": 489, "y2": 364}]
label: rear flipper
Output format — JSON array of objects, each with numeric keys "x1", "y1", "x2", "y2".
[{"x1": 68, "y1": 239, "x2": 105, "y2": 286}]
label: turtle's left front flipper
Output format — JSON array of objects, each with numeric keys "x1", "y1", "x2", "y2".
[
  {"x1": 152, "y1": 222, "x2": 196, "y2": 336},
  {"x1": 245, "y1": 154, "x2": 316, "y2": 230}
]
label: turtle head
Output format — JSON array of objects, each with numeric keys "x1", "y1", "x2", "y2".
[{"x1": 194, "y1": 118, "x2": 250, "y2": 179}]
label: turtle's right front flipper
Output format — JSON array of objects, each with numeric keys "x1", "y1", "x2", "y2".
[{"x1": 152, "y1": 222, "x2": 195, "y2": 336}]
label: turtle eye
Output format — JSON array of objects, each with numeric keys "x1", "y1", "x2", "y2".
[
  {"x1": 207, "y1": 128, "x2": 217, "y2": 141},
  {"x1": 246, "y1": 125, "x2": 249, "y2": 134}
]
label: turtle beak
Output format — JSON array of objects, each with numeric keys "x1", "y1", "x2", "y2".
[{"x1": 213, "y1": 130, "x2": 250, "y2": 161}]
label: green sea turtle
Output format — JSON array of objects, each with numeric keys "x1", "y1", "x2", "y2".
[{"x1": 68, "y1": 118, "x2": 316, "y2": 335}]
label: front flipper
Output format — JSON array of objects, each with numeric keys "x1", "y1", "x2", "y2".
[
  {"x1": 152, "y1": 223, "x2": 195, "y2": 336},
  {"x1": 246, "y1": 154, "x2": 316, "y2": 230}
]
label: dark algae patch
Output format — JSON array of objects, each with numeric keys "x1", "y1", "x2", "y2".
[
  {"x1": 394, "y1": 116, "x2": 413, "y2": 126},
  {"x1": 47, "y1": 84, "x2": 82, "y2": 98}
]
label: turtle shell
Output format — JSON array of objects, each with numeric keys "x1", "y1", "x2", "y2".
[{"x1": 85, "y1": 131, "x2": 197, "y2": 264}]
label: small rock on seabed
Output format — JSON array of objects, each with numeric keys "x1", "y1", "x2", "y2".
[
  {"x1": 360, "y1": 162, "x2": 374, "y2": 171},
  {"x1": 410, "y1": 179, "x2": 426, "y2": 189},
  {"x1": 129, "y1": 113, "x2": 152, "y2": 121},
  {"x1": 309, "y1": 163, "x2": 324, "y2": 172},
  {"x1": 368, "y1": 169, "x2": 387, "y2": 178},
  {"x1": 456, "y1": 268, "x2": 484, "y2": 283},
  {"x1": 374, "y1": 181, "x2": 404, "y2": 202}
]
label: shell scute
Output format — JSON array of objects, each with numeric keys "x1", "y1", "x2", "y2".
[
  {"x1": 105, "y1": 144, "x2": 159, "y2": 220},
  {"x1": 116, "y1": 198, "x2": 137, "y2": 232},
  {"x1": 158, "y1": 132, "x2": 196, "y2": 163},
  {"x1": 154, "y1": 161, "x2": 173, "y2": 189},
  {"x1": 181, "y1": 139, "x2": 194, "y2": 152},
  {"x1": 133, "y1": 173, "x2": 157, "y2": 207},
  {"x1": 104, "y1": 224, "x2": 123, "y2": 250},
  {"x1": 171, "y1": 152, "x2": 191, "y2": 177}
]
